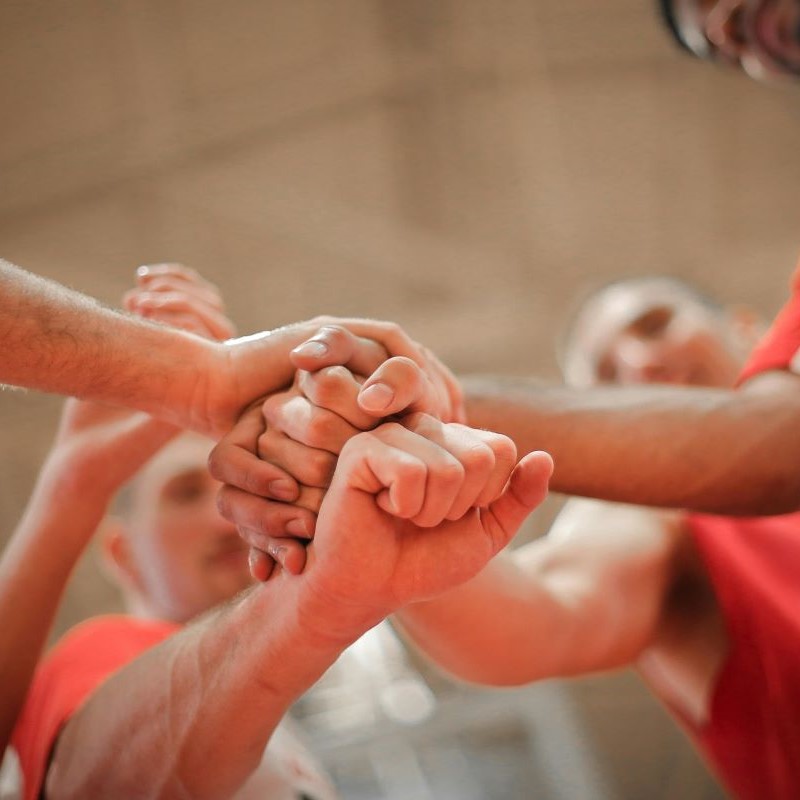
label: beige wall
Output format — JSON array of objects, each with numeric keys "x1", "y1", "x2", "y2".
[{"x1": 2, "y1": 1, "x2": 797, "y2": 796}]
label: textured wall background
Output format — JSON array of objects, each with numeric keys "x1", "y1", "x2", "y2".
[{"x1": 2, "y1": 1, "x2": 798, "y2": 796}]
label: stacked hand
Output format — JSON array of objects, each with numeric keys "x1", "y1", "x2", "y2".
[
  {"x1": 296, "y1": 413, "x2": 552, "y2": 639},
  {"x1": 211, "y1": 348, "x2": 552, "y2": 620}
]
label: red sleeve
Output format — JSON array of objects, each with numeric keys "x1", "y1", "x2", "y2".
[
  {"x1": 738, "y1": 261, "x2": 800, "y2": 385},
  {"x1": 11, "y1": 615, "x2": 178, "y2": 800}
]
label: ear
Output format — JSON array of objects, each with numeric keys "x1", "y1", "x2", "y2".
[{"x1": 98, "y1": 516, "x2": 146, "y2": 594}]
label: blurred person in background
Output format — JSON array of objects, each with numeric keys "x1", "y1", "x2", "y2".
[
  {"x1": 658, "y1": 0, "x2": 800, "y2": 81},
  {"x1": 257, "y1": 275, "x2": 800, "y2": 799}
]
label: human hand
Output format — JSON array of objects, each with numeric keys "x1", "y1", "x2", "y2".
[
  {"x1": 200, "y1": 319, "x2": 464, "y2": 438},
  {"x1": 41, "y1": 264, "x2": 235, "y2": 503},
  {"x1": 293, "y1": 415, "x2": 553, "y2": 643},
  {"x1": 210, "y1": 329, "x2": 464, "y2": 575}
]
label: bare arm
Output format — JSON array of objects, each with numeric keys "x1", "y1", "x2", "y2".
[
  {"x1": 395, "y1": 499, "x2": 684, "y2": 686},
  {"x1": 45, "y1": 576, "x2": 346, "y2": 800},
  {"x1": 0, "y1": 259, "x2": 219, "y2": 428},
  {"x1": 0, "y1": 267, "x2": 235, "y2": 756},
  {"x1": 46, "y1": 417, "x2": 549, "y2": 800},
  {"x1": 462, "y1": 371, "x2": 800, "y2": 515},
  {"x1": 0, "y1": 259, "x2": 445, "y2": 437}
]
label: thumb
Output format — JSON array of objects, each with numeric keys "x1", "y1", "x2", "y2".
[{"x1": 480, "y1": 451, "x2": 553, "y2": 553}]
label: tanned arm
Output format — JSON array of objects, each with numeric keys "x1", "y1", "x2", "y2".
[{"x1": 462, "y1": 371, "x2": 800, "y2": 515}]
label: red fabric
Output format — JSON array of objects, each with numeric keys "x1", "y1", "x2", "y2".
[
  {"x1": 686, "y1": 512, "x2": 800, "y2": 800},
  {"x1": 12, "y1": 615, "x2": 178, "y2": 800},
  {"x1": 738, "y1": 261, "x2": 800, "y2": 384}
]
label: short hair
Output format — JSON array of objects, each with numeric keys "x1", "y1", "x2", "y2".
[
  {"x1": 557, "y1": 275, "x2": 723, "y2": 377},
  {"x1": 656, "y1": 0, "x2": 697, "y2": 54}
]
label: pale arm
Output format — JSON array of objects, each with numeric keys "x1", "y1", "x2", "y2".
[
  {"x1": 396, "y1": 499, "x2": 684, "y2": 685},
  {"x1": 462, "y1": 371, "x2": 800, "y2": 515},
  {"x1": 0, "y1": 259, "x2": 218, "y2": 429},
  {"x1": 45, "y1": 575, "x2": 349, "y2": 800}
]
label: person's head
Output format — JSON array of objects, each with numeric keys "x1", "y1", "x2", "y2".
[
  {"x1": 102, "y1": 434, "x2": 252, "y2": 624},
  {"x1": 659, "y1": 0, "x2": 800, "y2": 81},
  {"x1": 559, "y1": 275, "x2": 761, "y2": 389}
]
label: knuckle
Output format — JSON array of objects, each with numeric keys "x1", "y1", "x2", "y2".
[
  {"x1": 397, "y1": 458, "x2": 426, "y2": 485},
  {"x1": 314, "y1": 366, "x2": 350, "y2": 402},
  {"x1": 491, "y1": 434, "x2": 517, "y2": 466},
  {"x1": 306, "y1": 449, "x2": 335, "y2": 485},
  {"x1": 306, "y1": 409, "x2": 335, "y2": 442},
  {"x1": 462, "y1": 442, "x2": 495, "y2": 474},
  {"x1": 437, "y1": 458, "x2": 465, "y2": 487},
  {"x1": 261, "y1": 394, "x2": 289, "y2": 428}
]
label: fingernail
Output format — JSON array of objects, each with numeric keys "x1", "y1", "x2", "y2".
[
  {"x1": 359, "y1": 383, "x2": 394, "y2": 412},
  {"x1": 136, "y1": 265, "x2": 150, "y2": 277},
  {"x1": 292, "y1": 340, "x2": 328, "y2": 359},
  {"x1": 269, "y1": 480, "x2": 296, "y2": 501},
  {"x1": 286, "y1": 518, "x2": 309, "y2": 537}
]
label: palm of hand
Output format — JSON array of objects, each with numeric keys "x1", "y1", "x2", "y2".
[{"x1": 308, "y1": 485, "x2": 498, "y2": 617}]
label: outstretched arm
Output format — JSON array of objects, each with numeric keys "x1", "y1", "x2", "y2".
[
  {"x1": 0, "y1": 259, "x2": 450, "y2": 437},
  {"x1": 45, "y1": 417, "x2": 549, "y2": 800},
  {"x1": 395, "y1": 498, "x2": 685, "y2": 686},
  {"x1": 460, "y1": 371, "x2": 800, "y2": 515},
  {"x1": 0, "y1": 266, "x2": 233, "y2": 758}
]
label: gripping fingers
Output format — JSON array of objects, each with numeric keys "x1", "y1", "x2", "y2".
[
  {"x1": 357, "y1": 357, "x2": 442, "y2": 419},
  {"x1": 480, "y1": 451, "x2": 553, "y2": 553},
  {"x1": 262, "y1": 391, "x2": 359, "y2": 455},
  {"x1": 257, "y1": 427, "x2": 336, "y2": 489},
  {"x1": 216, "y1": 485, "x2": 317, "y2": 539},
  {"x1": 136, "y1": 263, "x2": 223, "y2": 300},
  {"x1": 126, "y1": 292, "x2": 236, "y2": 341},
  {"x1": 208, "y1": 405, "x2": 300, "y2": 502},
  {"x1": 245, "y1": 537, "x2": 308, "y2": 579},
  {"x1": 291, "y1": 325, "x2": 389, "y2": 377},
  {"x1": 402, "y1": 414, "x2": 517, "y2": 520},
  {"x1": 297, "y1": 367, "x2": 376, "y2": 431},
  {"x1": 348, "y1": 423, "x2": 465, "y2": 527}
]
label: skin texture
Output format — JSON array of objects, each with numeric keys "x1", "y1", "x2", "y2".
[
  {"x1": 44, "y1": 418, "x2": 551, "y2": 800},
  {"x1": 0, "y1": 259, "x2": 452, "y2": 438},
  {"x1": 0, "y1": 265, "x2": 231, "y2": 758}
]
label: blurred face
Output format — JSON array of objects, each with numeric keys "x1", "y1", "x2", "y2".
[
  {"x1": 122, "y1": 435, "x2": 252, "y2": 623},
  {"x1": 671, "y1": 0, "x2": 800, "y2": 80},
  {"x1": 563, "y1": 281, "x2": 745, "y2": 389}
]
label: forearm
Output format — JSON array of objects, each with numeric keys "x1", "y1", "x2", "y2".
[
  {"x1": 0, "y1": 260, "x2": 217, "y2": 431},
  {"x1": 46, "y1": 573, "x2": 361, "y2": 800},
  {"x1": 395, "y1": 555, "x2": 572, "y2": 687},
  {"x1": 0, "y1": 475, "x2": 111, "y2": 755},
  {"x1": 464, "y1": 372, "x2": 800, "y2": 515}
]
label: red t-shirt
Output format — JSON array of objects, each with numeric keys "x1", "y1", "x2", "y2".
[
  {"x1": 686, "y1": 512, "x2": 800, "y2": 800},
  {"x1": 684, "y1": 260, "x2": 800, "y2": 799},
  {"x1": 11, "y1": 615, "x2": 178, "y2": 800},
  {"x1": 738, "y1": 261, "x2": 800, "y2": 384}
]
